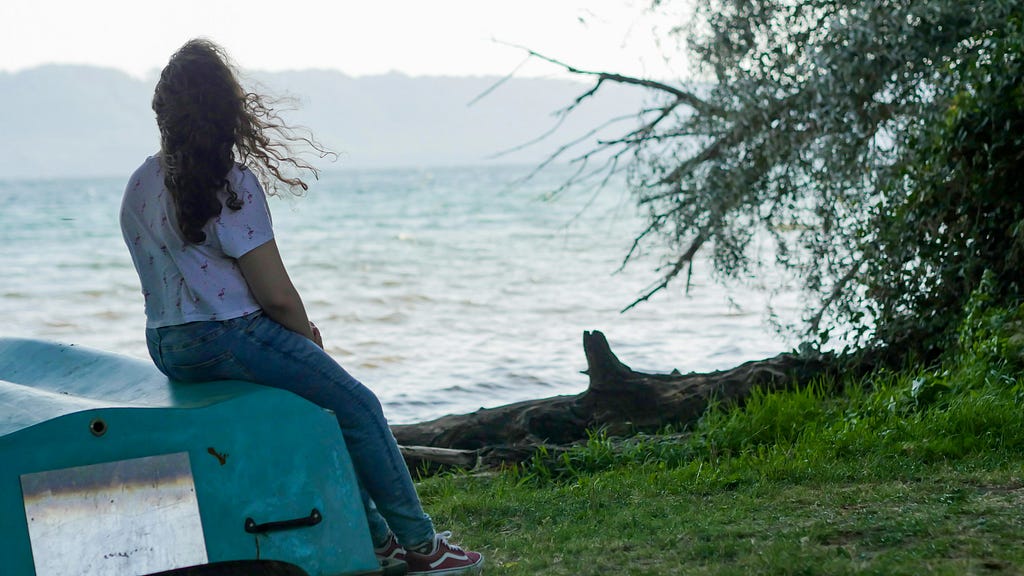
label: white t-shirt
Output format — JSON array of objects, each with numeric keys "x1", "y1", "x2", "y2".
[{"x1": 120, "y1": 155, "x2": 275, "y2": 329}]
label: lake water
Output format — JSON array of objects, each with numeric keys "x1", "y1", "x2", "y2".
[{"x1": 0, "y1": 164, "x2": 799, "y2": 424}]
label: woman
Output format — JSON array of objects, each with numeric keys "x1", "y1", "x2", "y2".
[{"x1": 120, "y1": 38, "x2": 483, "y2": 576}]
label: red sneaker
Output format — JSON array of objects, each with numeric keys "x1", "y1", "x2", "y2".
[
  {"x1": 405, "y1": 531, "x2": 484, "y2": 575},
  {"x1": 373, "y1": 531, "x2": 407, "y2": 563}
]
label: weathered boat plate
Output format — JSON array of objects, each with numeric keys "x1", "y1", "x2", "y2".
[{"x1": 22, "y1": 452, "x2": 208, "y2": 576}]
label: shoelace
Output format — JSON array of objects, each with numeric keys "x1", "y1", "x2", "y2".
[{"x1": 434, "y1": 531, "x2": 465, "y2": 552}]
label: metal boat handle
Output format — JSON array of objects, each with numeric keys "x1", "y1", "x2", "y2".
[{"x1": 244, "y1": 508, "x2": 322, "y2": 534}]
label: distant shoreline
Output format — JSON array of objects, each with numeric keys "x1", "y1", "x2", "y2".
[{"x1": 0, "y1": 65, "x2": 647, "y2": 180}]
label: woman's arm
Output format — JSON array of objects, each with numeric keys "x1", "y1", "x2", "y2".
[{"x1": 237, "y1": 239, "x2": 317, "y2": 343}]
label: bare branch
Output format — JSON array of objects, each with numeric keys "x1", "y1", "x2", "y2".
[
  {"x1": 466, "y1": 54, "x2": 533, "y2": 107},
  {"x1": 510, "y1": 113, "x2": 642, "y2": 185},
  {"x1": 598, "y1": 129, "x2": 709, "y2": 146},
  {"x1": 486, "y1": 111, "x2": 573, "y2": 159},
  {"x1": 617, "y1": 198, "x2": 699, "y2": 276},
  {"x1": 655, "y1": 135, "x2": 730, "y2": 186},
  {"x1": 557, "y1": 77, "x2": 606, "y2": 117},
  {"x1": 617, "y1": 208, "x2": 680, "y2": 272},
  {"x1": 496, "y1": 40, "x2": 719, "y2": 116},
  {"x1": 622, "y1": 232, "x2": 709, "y2": 312},
  {"x1": 563, "y1": 145, "x2": 630, "y2": 191},
  {"x1": 593, "y1": 100, "x2": 684, "y2": 149}
]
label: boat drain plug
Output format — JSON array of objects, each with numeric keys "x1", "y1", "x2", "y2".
[{"x1": 89, "y1": 418, "x2": 107, "y2": 437}]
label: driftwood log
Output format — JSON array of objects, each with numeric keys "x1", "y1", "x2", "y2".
[{"x1": 395, "y1": 330, "x2": 836, "y2": 470}]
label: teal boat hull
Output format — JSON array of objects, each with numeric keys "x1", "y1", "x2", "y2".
[{"x1": 0, "y1": 338, "x2": 382, "y2": 576}]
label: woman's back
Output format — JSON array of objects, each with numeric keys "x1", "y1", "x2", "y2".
[{"x1": 120, "y1": 156, "x2": 273, "y2": 329}]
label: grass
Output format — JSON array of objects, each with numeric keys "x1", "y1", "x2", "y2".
[
  {"x1": 412, "y1": 300, "x2": 1024, "y2": 575},
  {"x1": 423, "y1": 460, "x2": 1024, "y2": 575}
]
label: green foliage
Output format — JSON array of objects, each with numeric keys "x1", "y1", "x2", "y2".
[
  {"x1": 566, "y1": 0, "x2": 1024, "y2": 353},
  {"x1": 957, "y1": 271, "x2": 1024, "y2": 370},
  {"x1": 865, "y1": 15, "x2": 1024, "y2": 353}
]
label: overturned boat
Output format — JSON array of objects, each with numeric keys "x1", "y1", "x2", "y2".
[{"x1": 0, "y1": 337, "x2": 403, "y2": 576}]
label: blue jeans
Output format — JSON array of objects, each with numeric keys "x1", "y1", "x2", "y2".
[{"x1": 145, "y1": 311, "x2": 434, "y2": 549}]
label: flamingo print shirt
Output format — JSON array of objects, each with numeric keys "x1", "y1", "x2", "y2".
[{"x1": 120, "y1": 156, "x2": 275, "y2": 329}]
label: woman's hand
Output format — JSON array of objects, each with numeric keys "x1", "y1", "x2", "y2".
[{"x1": 309, "y1": 321, "x2": 323, "y2": 349}]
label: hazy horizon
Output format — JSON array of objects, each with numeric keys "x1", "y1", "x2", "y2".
[
  {"x1": 0, "y1": 61, "x2": 625, "y2": 82},
  {"x1": 0, "y1": 63, "x2": 650, "y2": 180}
]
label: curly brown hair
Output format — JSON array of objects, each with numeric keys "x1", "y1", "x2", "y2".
[{"x1": 152, "y1": 38, "x2": 331, "y2": 243}]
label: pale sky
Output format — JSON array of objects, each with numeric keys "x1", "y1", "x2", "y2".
[{"x1": 0, "y1": 0, "x2": 691, "y2": 80}]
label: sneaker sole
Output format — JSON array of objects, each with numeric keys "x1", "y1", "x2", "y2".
[{"x1": 407, "y1": 557, "x2": 484, "y2": 576}]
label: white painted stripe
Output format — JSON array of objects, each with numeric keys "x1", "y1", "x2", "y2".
[{"x1": 430, "y1": 551, "x2": 471, "y2": 569}]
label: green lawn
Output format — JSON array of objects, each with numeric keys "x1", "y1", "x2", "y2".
[{"x1": 422, "y1": 458, "x2": 1024, "y2": 575}]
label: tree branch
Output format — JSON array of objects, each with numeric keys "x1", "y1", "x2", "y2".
[
  {"x1": 807, "y1": 259, "x2": 866, "y2": 333},
  {"x1": 622, "y1": 231, "x2": 709, "y2": 312},
  {"x1": 496, "y1": 40, "x2": 719, "y2": 116}
]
